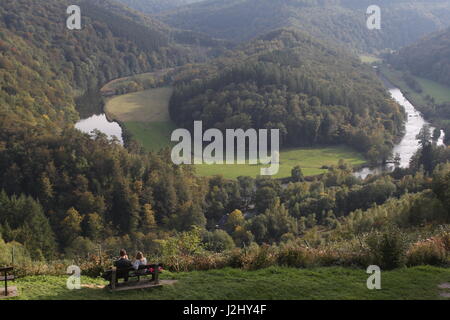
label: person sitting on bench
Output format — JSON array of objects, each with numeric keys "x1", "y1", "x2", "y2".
[
  {"x1": 114, "y1": 249, "x2": 132, "y2": 282},
  {"x1": 133, "y1": 251, "x2": 148, "y2": 275}
]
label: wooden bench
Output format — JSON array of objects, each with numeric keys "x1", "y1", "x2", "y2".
[
  {"x1": 0, "y1": 267, "x2": 15, "y2": 297},
  {"x1": 102, "y1": 264, "x2": 163, "y2": 290}
]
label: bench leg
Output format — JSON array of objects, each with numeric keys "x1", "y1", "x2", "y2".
[
  {"x1": 154, "y1": 269, "x2": 159, "y2": 285},
  {"x1": 111, "y1": 268, "x2": 117, "y2": 290},
  {"x1": 4, "y1": 271, "x2": 7, "y2": 296}
]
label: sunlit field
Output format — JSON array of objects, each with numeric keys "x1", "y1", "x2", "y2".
[
  {"x1": 105, "y1": 87, "x2": 173, "y2": 123},
  {"x1": 192, "y1": 146, "x2": 366, "y2": 179}
]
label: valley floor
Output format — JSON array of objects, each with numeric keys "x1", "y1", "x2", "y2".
[
  {"x1": 103, "y1": 83, "x2": 366, "y2": 179},
  {"x1": 7, "y1": 266, "x2": 450, "y2": 300}
]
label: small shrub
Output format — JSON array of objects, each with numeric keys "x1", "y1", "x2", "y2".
[
  {"x1": 407, "y1": 238, "x2": 448, "y2": 267},
  {"x1": 439, "y1": 230, "x2": 450, "y2": 252},
  {"x1": 365, "y1": 227, "x2": 409, "y2": 270},
  {"x1": 192, "y1": 252, "x2": 228, "y2": 271},
  {"x1": 277, "y1": 244, "x2": 315, "y2": 268},
  {"x1": 248, "y1": 244, "x2": 277, "y2": 270}
]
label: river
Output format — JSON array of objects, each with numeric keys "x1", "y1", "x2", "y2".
[
  {"x1": 75, "y1": 113, "x2": 124, "y2": 145},
  {"x1": 354, "y1": 81, "x2": 445, "y2": 179}
]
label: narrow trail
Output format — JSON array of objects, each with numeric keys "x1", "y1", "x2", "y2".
[{"x1": 438, "y1": 283, "x2": 450, "y2": 298}]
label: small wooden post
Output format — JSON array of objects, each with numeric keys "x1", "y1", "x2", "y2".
[
  {"x1": 111, "y1": 267, "x2": 117, "y2": 290},
  {"x1": 154, "y1": 265, "x2": 160, "y2": 285},
  {"x1": 98, "y1": 244, "x2": 102, "y2": 266}
]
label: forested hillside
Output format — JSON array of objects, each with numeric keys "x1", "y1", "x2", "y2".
[
  {"x1": 0, "y1": 0, "x2": 224, "y2": 128},
  {"x1": 388, "y1": 28, "x2": 450, "y2": 87},
  {"x1": 0, "y1": 0, "x2": 223, "y2": 259},
  {"x1": 170, "y1": 29, "x2": 404, "y2": 162},
  {"x1": 159, "y1": 0, "x2": 450, "y2": 52}
]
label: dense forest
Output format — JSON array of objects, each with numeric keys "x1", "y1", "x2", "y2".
[
  {"x1": 170, "y1": 29, "x2": 404, "y2": 163},
  {"x1": 0, "y1": 0, "x2": 223, "y2": 259},
  {"x1": 0, "y1": 0, "x2": 226, "y2": 128},
  {"x1": 0, "y1": 0, "x2": 449, "y2": 274},
  {"x1": 159, "y1": 0, "x2": 450, "y2": 53}
]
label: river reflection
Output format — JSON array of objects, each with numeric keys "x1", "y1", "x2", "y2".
[
  {"x1": 355, "y1": 85, "x2": 445, "y2": 179},
  {"x1": 75, "y1": 114, "x2": 123, "y2": 145}
]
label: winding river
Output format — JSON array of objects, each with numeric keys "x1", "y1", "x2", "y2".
[{"x1": 75, "y1": 79, "x2": 445, "y2": 179}]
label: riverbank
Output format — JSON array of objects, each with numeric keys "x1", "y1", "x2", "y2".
[
  {"x1": 353, "y1": 67, "x2": 448, "y2": 178},
  {"x1": 379, "y1": 65, "x2": 449, "y2": 143}
]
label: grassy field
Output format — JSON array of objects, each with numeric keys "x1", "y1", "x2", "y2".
[
  {"x1": 105, "y1": 87, "x2": 173, "y2": 123},
  {"x1": 414, "y1": 76, "x2": 450, "y2": 104},
  {"x1": 104, "y1": 87, "x2": 176, "y2": 152},
  {"x1": 124, "y1": 121, "x2": 177, "y2": 152},
  {"x1": 7, "y1": 266, "x2": 450, "y2": 300},
  {"x1": 359, "y1": 54, "x2": 382, "y2": 64},
  {"x1": 193, "y1": 146, "x2": 366, "y2": 179}
]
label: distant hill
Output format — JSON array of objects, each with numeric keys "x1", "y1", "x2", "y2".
[
  {"x1": 169, "y1": 29, "x2": 404, "y2": 162},
  {"x1": 159, "y1": 0, "x2": 450, "y2": 52},
  {"x1": 388, "y1": 27, "x2": 450, "y2": 87},
  {"x1": 116, "y1": 0, "x2": 205, "y2": 14},
  {"x1": 0, "y1": 0, "x2": 226, "y2": 127}
]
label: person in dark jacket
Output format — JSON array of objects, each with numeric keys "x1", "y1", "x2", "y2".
[{"x1": 113, "y1": 249, "x2": 132, "y2": 281}]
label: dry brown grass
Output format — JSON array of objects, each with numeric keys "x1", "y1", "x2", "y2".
[{"x1": 105, "y1": 87, "x2": 173, "y2": 123}]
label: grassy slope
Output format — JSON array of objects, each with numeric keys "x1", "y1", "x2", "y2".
[
  {"x1": 359, "y1": 55, "x2": 382, "y2": 64},
  {"x1": 124, "y1": 121, "x2": 177, "y2": 152},
  {"x1": 415, "y1": 76, "x2": 450, "y2": 105},
  {"x1": 105, "y1": 87, "x2": 176, "y2": 152},
  {"x1": 105, "y1": 87, "x2": 173, "y2": 123},
  {"x1": 8, "y1": 266, "x2": 450, "y2": 300},
  {"x1": 381, "y1": 66, "x2": 450, "y2": 107}
]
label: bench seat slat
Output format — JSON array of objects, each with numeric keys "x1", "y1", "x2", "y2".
[{"x1": 0, "y1": 275, "x2": 15, "y2": 281}]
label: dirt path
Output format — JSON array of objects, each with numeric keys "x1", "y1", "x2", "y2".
[
  {"x1": 100, "y1": 68, "x2": 176, "y2": 93},
  {"x1": 438, "y1": 283, "x2": 450, "y2": 298}
]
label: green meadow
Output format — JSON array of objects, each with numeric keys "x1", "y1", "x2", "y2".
[
  {"x1": 104, "y1": 87, "x2": 177, "y2": 152},
  {"x1": 414, "y1": 76, "x2": 450, "y2": 104},
  {"x1": 192, "y1": 146, "x2": 366, "y2": 179},
  {"x1": 381, "y1": 66, "x2": 450, "y2": 107},
  {"x1": 359, "y1": 54, "x2": 382, "y2": 64},
  {"x1": 124, "y1": 121, "x2": 177, "y2": 152},
  {"x1": 7, "y1": 266, "x2": 450, "y2": 300}
]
